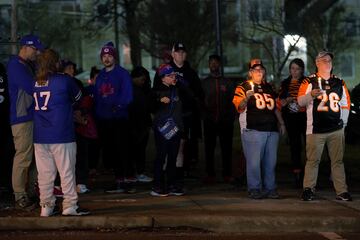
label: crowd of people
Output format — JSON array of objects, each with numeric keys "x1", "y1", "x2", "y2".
[{"x1": 0, "y1": 34, "x2": 354, "y2": 218}]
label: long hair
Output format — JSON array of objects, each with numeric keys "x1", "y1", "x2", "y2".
[{"x1": 36, "y1": 49, "x2": 60, "y2": 86}]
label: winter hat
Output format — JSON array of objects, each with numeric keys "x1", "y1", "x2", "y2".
[{"x1": 100, "y1": 42, "x2": 117, "y2": 59}]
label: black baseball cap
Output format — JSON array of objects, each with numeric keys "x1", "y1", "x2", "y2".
[{"x1": 172, "y1": 42, "x2": 186, "y2": 52}]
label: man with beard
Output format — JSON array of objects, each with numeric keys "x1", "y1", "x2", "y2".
[
  {"x1": 94, "y1": 42, "x2": 134, "y2": 193},
  {"x1": 7, "y1": 35, "x2": 44, "y2": 210}
]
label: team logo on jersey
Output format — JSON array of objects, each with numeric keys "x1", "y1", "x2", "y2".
[{"x1": 99, "y1": 83, "x2": 114, "y2": 97}]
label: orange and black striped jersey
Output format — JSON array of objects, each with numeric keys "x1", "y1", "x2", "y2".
[
  {"x1": 297, "y1": 74, "x2": 351, "y2": 134},
  {"x1": 233, "y1": 80, "x2": 278, "y2": 132}
]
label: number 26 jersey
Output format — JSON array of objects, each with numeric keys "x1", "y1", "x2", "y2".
[{"x1": 297, "y1": 74, "x2": 351, "y2": 134}]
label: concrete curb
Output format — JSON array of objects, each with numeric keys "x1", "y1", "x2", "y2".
[
  {"x1": 1, "y1": 215, "x2": 360, "y2": 233},
  {"x1": 0, "y1": 216, "x2": 152, "y2": 231}
]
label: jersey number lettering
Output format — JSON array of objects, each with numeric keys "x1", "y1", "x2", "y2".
[
  {"x1": 254, "y1": 93, "x2": 274, "y2": 110},
  {"x1": 34, "y1": 91, "x2": 51, "y2": 111},
  {"x1": 317, "y1": 92, "x2": 340, "y2": 112}
]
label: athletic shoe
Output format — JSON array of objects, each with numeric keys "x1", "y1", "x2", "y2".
[
  {"x1": 15, "y1": 196, "x2": 37, "y2": 210},
  {"x1": 336, "y1": 192, "x2": 352, "y2": 201},
  {"x1": 248, "y1": 189, "x2": 262, "y2": 199},
  {"x1": 105, "y1": 182, "x2": 125, "y2": 194},
  {"x1": 53, "y1": 186, "x2": 64, "y2": 198},
  {"x1": 40, "y1": 205, "x2": 60, "y2": 217},
  {"x1": 150, "y1": 188, "x2": 168, "y2": 197},
  {"x1": 136, "y1": 174, "x2": 153, "y2": 183},
  {"x1": 124, "y1": 176, "x2": 138, "y2": 183},
  {"x1": 62, "y1": 206, "x2": 90, "y2": 216},
  {"x1": 168, "y1": 187, "x2": 185, "y2": 196},
  {"x1": 264, "y1": 190, "x2": 280, "y2": 199},
  {"x1": 301, "y1": 188, "x2": 315, "y2": 201},
  {"x1": 76, "y1": 184, "x2": 90, "y2": 194}
]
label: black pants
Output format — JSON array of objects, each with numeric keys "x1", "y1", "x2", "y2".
[
  {"x1": 182, "y1": 114, "x2": 201, "y2": 172},
  {"x1": 283, "y1": 112, "x2": 306, "y2": 171},
  {"x1": 88, "y1": 138, "x2": 100, "y2": 170},
  {"x1": 130, "y1": 130, "x2": 150, "y2": 175},
  {"x1": 203, "y1": 119, "x2": 234, "y2": 177},
  {"x1": 153, "y1": 129, "x2": 180, "y2": 190},
  {"x1": 75, "y1": 134, "x2": 90, "y2": 185},
  {"x1": 0, "y1": 126, "x2": 14, "y2": 190},
  {"x1": 97, "y1": 119, "x2": 132, "y2": 179}
]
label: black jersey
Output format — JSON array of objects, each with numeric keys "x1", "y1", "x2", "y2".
[
  {"x1": 298, "y1": 74, "x2": 351, "y2": 134},
  {"x1": 234, "y1": 80, "x2": 278, "y2": 132}
]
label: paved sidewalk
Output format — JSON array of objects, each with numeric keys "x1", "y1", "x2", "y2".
[{"x1": 0, "y1": 177, "x2": 359, "y2": 233}]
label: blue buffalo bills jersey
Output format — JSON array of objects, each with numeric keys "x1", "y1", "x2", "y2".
[{"x1": 33, "y1": 73, "x2": 81, "y2": 143}]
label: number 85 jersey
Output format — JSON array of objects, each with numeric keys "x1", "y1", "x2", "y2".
[
  {"x1": 33, "y1": 73, "x2": 82, "y2": 143},
  {"x1": 297, "y1": 74, "x2": 351, "y2": 134},
  {"x1": 233, "y1": 81, "x2": 278, "y2": 132}
]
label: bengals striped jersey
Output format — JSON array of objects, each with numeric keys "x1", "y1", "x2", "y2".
[
  {"x1": 233, "y1": 80, "x2": 278, "y2": 132},
  {"x1": 297, "y1": 74, "x2": 351, "y2": 134}
]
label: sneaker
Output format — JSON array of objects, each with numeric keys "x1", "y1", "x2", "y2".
[
  {"x1": 105, "y1": 182, "x2": 125, "y2": 194},
  {"x1": 62, "y1": 206, "x2": 90, "y2": 216},
  {"x1": 124, "y1": 176, "x2": 138, "y2": 183},
  {"x1": 40, "y1": 205, "x2": 60, "y2": 217},
  {"x1": 136, "y1": 174, "x2": 153, "y2": 183},
  {"x1": 264, "y1": 190, "x2": 280, "y2": 199},
  {"x1": 53, "y1": 186, "x2": 64, "y2": 198},
  {"x1": 150, "y1": 188, "x2": 168, "y2": 197},
  {"x1": 76, "y1": 184, "x2": 90, "y2": 194},
  {"x1": 168, "y1": 187, "x2": 185, "y2": 196},
  {"x1": 248, "y1": 189, "x2": 262, "y2": 199},
  {"x1": 15, "y1": 196, "x2": 36, "y2": 210},
  {"x1": 123, "y1": 183, "x2": 136, "y2": 194},
  {"x1": 336, "y1": 192, "x2": 352, "y2": 201},
  {"x1": 301, "y1": 187, "x2": 315, "y2": 201}
]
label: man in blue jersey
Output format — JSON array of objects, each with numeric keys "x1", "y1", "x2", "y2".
[
  {"x1": 6, "y1": 34, "x2": 44, "y2": 210},
  {"x1": 94, "y1": 42, "x2": 134, "y2": 193}
]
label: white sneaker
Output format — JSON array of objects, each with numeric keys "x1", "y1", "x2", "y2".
[
  {"x1": 76, "y1": 184, "x2": 90, "y2": 194},
  {"x1": 40, "y1": 205, "x2": 59, "y2": 217},
  {"x1": 62, "y1": 206, "x2": 90, "y2": 216},
  {"x1": 136, "y1": 174, "x2": 153, "y2": 183}
]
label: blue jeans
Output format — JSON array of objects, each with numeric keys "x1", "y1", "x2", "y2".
[{"x1": 241, "y1": 129, "x2": 279, "y2": 192}]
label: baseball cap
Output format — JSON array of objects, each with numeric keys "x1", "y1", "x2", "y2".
[
  {"x1": 100, "y1": 42, "x2": 117, "y2": 59},
  {"x1": 172, "y1": 42, "x2": 186, "y2": 52},
  {"x1": 316, "y1": 51, "x2": 334, "y2": 61},
  {"x1": 250, "y1": 63, "x2": 265, "y2": 70},
  {"x1": 248, "y1": 58, "x2": 263, "y2": 69},
  {"x1": 20, "y1": 34, "x2": 44, "y2": 51},
  {"x1": 158, "y1": 64, "x2": 174, "y2": 77}
]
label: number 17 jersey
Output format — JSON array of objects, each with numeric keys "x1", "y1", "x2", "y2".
[{"x1": 33, "y1": 73, "x2": 81, "y2": 143}]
